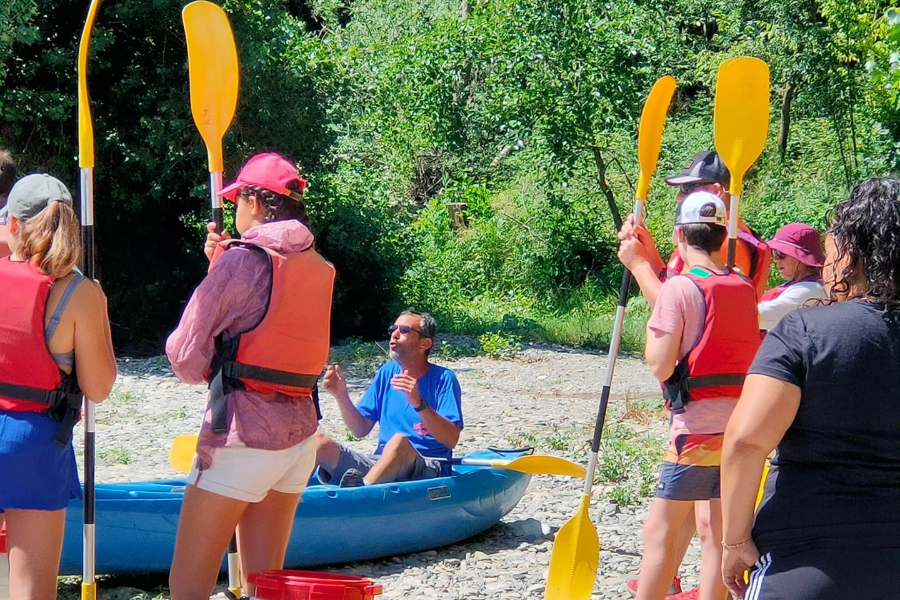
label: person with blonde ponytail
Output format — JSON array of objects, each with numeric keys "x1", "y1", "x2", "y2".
[{"x1": 0, "y1": 174, "x2": 116, "y2": 600}]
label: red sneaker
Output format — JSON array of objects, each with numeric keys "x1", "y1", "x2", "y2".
[
  {"x1": 666, "y1": 588, "x2": 699, "y2": 600},
  {"x1": 626, "y1": 576, "x2": 682, "y2": 597}
]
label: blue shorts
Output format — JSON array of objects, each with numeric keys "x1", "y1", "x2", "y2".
[
  {"x1": 655, "y1": 433, "x2": 723, "y2": 501},
  {"x1": 0, "y1": 411, "x2": 82, "y2": 512}
]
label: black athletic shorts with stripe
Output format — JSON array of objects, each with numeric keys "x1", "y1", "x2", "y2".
[{"x1": 746, "y1": 549, "x2": 900, "y2": 600}]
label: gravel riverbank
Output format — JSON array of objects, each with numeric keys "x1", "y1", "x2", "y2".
[{"x1": 64, "y1": 346, "x2": 705, "y2": 599}]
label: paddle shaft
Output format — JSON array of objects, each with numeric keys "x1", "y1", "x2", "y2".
[
  {"x1": 210, "y1": 171, "x2": 224, "y2": 235},
  {"x1": 77, "y1": 0, "x2": 102, "y2": 597},
  {"x1": 80, "y1": 167, "x2": 97, "y2": 597},
  {"x1": 726, "y1": 193, "x2": 740, "y2": 269},
  {"x1": 584, "y1": 198, "x2": 645, "y2": 494}
]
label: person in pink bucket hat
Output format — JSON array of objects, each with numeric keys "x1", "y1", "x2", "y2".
[{"x1": 758, "y1": 223, "x2": 827, "y2": 330}]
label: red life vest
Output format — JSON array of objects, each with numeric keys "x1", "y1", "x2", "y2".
[
  {"x1": 207, "y1": 240, "x2": 336, "y2": 433},
  {"x1": 662, "y1": 267, "x2": 761, "y2": 413},
  {"x1": 0, "y1": 223, "x2": 10, "y2": 259},
  {"x1": 0, "y1": 259, "x2": 82, "y2": 444},
  {"x1": 666, "y1": 223, "x2": 771, "y2": 297}
]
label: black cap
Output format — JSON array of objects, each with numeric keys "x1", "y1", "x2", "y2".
[{"x1": 664, "y1": 151, "x2": 730, "y2": 187}]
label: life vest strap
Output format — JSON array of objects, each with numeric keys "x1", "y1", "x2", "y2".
[
  {"x1": 207, "y1": 359, "x2": 320, "y2": 434},
  {"x1": 222, "y1": 362, "x2": 320, "y2": 389},
  {"x1": 685, "y1": 373, "x2": 746, "y2": 390},
  {"x1": 0, "y1": 378, "x2": 82, "y2": 446}
]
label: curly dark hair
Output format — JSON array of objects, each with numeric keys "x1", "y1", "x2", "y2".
[
  {"x1": 239, "y1": 180, "x2": 310, "y2": 229},
  {"x1": 827, "y1": 177, "x2": 900, "y2": 306}
]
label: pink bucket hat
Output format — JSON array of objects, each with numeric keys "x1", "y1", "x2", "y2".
[
  {"x1": 768, "y1": 223, "x2": 825, "y2": 267},
  {"x1": 218, "y1": 153, "x2": 307, "y2": 202}
]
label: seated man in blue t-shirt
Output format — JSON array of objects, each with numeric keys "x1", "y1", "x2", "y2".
[{"x1": 314, "y1": 310, "x2": 463, "y2": 487}]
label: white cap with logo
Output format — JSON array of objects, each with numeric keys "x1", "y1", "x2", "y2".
[{"x1": 676, "y1": 191, "x2": 727, "y2": 226}]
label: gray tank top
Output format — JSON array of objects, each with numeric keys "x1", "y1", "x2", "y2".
[{"x1": 45, "y1": 274, "x2": 85, "y2": 368}]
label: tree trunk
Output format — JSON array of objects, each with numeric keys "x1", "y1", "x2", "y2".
[
  {"x1": 590, "y1": 146, "x2": 623, "y2": 231},
  {"x1": 777, "y1": 81, "x2": 796, "y2": 163}
]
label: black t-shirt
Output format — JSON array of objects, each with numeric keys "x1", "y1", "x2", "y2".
[{"x1": 750, "y1": 299, "x2": 900, "y2": 552}]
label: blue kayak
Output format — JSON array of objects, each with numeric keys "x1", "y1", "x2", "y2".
[{"x1": 59, "y1": 450, "x2": 531, "y2": 575}]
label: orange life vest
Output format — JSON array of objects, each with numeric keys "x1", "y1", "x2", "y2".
[
  {"x1": 207, "y1": 240, "x2": 336, "y2": 433},
  {"x1": 0, "y1": 259, "x2": 82, "y2": 444},
  {"x1": 662, "y1": 267, "x2": 761, "y2": 413},
  {"x1": 666, "y1": 221, "x2": 771, "y2": 297}
]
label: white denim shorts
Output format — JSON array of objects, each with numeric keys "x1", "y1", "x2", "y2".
[{"x1": 187, "y1": 436, "x2": 317, "y2": 503}]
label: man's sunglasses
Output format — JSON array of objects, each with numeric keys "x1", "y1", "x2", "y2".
[
  {"x1": 679, "y1": 182, "x2": 713, "y2": 195},
  {"x1": 388, "y1": 324, "x2": 430, "y2": 338}
]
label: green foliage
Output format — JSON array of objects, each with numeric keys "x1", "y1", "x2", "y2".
[
  {"x1": 477, "y1": 331, "x2": 521, "y2": 359},
  {"x1": 2, "y1": 0, "x2": 899, "y2": 353}
]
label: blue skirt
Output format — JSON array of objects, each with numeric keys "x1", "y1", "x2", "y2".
[{"x1": 0, "y1": 411, "x2": 82, "y2": 512}]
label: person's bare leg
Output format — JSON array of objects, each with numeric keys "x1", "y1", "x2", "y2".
[
  {"x1": 363, "y1": 434, "x2": 417, "y2": 484},
  {"x1": 169, "y1": 485, "x2": 248, "y2": 600},
  {"x1": 313, "y1": 430, "x2": 342, "y2": 473},
  {"x1": 236, "y1": 490, "x2": 303, "y2": 595},
  {"x1": 695, "y1": 499, "x2": 728, "y2": 600},
  {"x1": 5, "y1": 509, "x2": 66, "y2": 600},
  {"x1": 674, "y1": 506, "x2": 696, "y2": 576},
  {"x1": 635, "y1": 499, "x2": 695, "y2": 600}
]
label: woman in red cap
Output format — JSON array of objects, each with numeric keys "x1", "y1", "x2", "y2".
[
  {"x1": 758, "y1": 223, "x2": 826, "y2": 330},
  {"x1": 167, "y1": 153, "x2": 335, "y2": 600}
]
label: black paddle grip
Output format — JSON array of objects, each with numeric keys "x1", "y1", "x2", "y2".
[{"x1": 213, "y1": 207, "x2": 224, "y2": 236}]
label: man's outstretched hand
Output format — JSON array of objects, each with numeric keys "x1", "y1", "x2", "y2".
[
  {"x1": 323, "y1": 364, "x2": 348, "y2": 398},
  {"x1": 391, "y1": 369, "x2": 422, "y2": 408}
]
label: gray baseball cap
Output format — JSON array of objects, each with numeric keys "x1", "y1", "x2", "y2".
[
  {"x1": 6, "y1": 174, "x2": 73, "y2": 220},
  {"x1": 664, "y1": 151, "x2": 731, "y2": 187}
]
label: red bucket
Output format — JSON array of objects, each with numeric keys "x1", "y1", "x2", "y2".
[
  {"x1": 249, "y1": 570, "x2": 382, "y2": 600},
  {"x1": 0, "y1": 523, "x2": 6, "y2": 553}
]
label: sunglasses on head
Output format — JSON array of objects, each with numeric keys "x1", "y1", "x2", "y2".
[
  {"x1": 388, "y1": 324, "x2": 429, "y2": 337},
  {"x1": 772, "y1": 249, "x2": 786, "y2": 260},
  {"x1": 679, "y1": 182, "x2": 713, "y2": 195}
]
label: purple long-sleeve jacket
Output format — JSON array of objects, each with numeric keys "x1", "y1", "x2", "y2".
[{"x1": 166, "y1": 221, "x2": 319, "y2": 469}]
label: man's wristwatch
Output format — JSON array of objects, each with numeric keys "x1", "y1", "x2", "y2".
[{"x1": 414, "y1": 397, "x2": 430, "y2": 412}]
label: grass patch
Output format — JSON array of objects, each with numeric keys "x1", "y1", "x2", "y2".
[
  {"x1": 147, "y1": 409, "x2": 189, "y2": 423},
  {"x1": 108, "y1": 387, "x2": 140, "y2": 404},
  {"x1": 98, "y1": 447, "x2": 134, "y2": 465},
  {"x1": 593, "y1": 422, "x2": 665, "y2": 505}
]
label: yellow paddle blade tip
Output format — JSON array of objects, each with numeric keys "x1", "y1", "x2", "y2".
[
  {"x1": 636, "y1": 75, "x2": 677, "y2": 200},
  {"x1": 713, "y1": 57, "x2": 771, "y2": 195},
  {"x1": 169, "y1": 434, "x2": 199, "y2": 473},
  {"x1": 545, "y1": 494, "x2": 600, "y2": 600}
]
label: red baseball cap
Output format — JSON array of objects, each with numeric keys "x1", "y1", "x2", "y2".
[
  {"x1": 218, "y1": 153, "x2": 307, "y2": 202},
  {"x1": 768, "y1": 223, "x2": 826, "y2": 267}
]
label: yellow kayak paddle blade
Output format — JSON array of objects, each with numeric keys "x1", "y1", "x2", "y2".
[
  {"x1": 545, "y1": 494, "x2": 600, "y2": 600},
  {"x1": 636, "y1": 75, "x2": 676, "y2": 200},
  {"x1": 76, "y1": 0, "x2": 103, "y2": 169},
  {"x1": 170, "y1": 434, "x2": 199, "y2": 473},
  {"x1": 714, "y1": 57, "x2": 770, "y2": 197},
  {"x1": 182, "y1": 1, "x2": 240, "y2": 173},
  {"x1": 492, "y1": 455, "x2": 586, "y2": 478}
]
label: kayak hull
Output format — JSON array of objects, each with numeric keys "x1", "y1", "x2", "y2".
[{"x1": 59, "y1": 451, "x2": 531, "y2": 575}]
